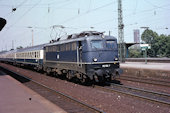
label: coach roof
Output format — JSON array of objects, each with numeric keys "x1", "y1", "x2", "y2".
[{"x1": 17, "y1": 44, "x2": 47, "y2": 52}]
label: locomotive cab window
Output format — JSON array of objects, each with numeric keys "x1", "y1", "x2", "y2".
[
  {"x1": 91, "y1": 40, "x2": 103, "y2": 49},
  {"x1": 106, "y1": 40, "x2": 117, "y2": 49}
]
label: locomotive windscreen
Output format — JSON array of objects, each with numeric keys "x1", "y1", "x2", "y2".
[
  {"x1": 91, "y1": 40, "x2": 103, "y2": 49},
  {"x1": 106, "y1": 40, "x2": 117, "y2": 49}
]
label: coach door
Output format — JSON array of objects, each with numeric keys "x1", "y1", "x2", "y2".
[{"x1": 77, "y1": 41, "x2": 82, "y2": 67}]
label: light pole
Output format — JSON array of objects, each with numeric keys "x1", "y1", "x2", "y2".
[
  {"x1": 140, "y1": 27, "x2": 149, "y2": 64},
  {"x1": 118, "y1": 0, "x2": 125, "y2": 63},
  {"x1": 27, "y1": 27, "x2": 34, "y2": 46}
]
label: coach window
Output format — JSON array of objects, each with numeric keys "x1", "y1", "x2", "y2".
[
  {"x1": 36, "y1": 52, "x2": 38, "y2": 58},
  {"x1": 31, "y1": 52, "x2": 33, "y2": 58},
  {"x1": 37, "y1": 52, "x2": 39, "y2": 58},
  {"x1": 33, "y1": 52, "x2": 35, "y2": 58}
]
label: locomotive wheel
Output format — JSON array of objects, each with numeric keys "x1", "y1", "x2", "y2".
[
  {"x1": 66, "y1": 71, "x2": 72, "y2": 80},
  {"x1": 46, "y1": 68, "x2": 51, "y2": 75},
  {"x1": 80, "y1": 74, "x2": 86, "y2": 84}
]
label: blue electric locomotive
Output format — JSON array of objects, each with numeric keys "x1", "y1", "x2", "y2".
[{"x1": 43, "y1": 31, "x2": 122, "y2": 82}]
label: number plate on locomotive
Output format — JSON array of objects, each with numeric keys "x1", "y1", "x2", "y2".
[{"x1": 102, "y1": 64, "x2": 110, "y2": 68}]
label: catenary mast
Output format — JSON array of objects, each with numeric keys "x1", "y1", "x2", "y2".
[{"x1": 118, "y1": 0, "x2": 125, "y2": 62}]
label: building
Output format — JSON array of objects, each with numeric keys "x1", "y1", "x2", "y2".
[{"x1": 133, "y1": 29, "x2": 140, "y2": 48}]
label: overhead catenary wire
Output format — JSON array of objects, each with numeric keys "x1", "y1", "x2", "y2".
[
  {"x1": 4, "y1": 0, "x2": 42, "y2": 31},
  {"x1": 60, "y1": 0, "x2": 117, "y2": 24},
  {"x1": 0, "y1": 0, "x2": 169, "y2": 50}
]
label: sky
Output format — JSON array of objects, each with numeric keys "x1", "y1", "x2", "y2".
[{"x1": 0, "y1": 0, "x2": 170, "y2": 51}]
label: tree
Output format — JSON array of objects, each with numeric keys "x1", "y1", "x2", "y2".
[
  {"x1": 165, "y1": 35, "x2": 170, "y2": 57},
  {"x1": 149, "y1": 34, "x2": 170, "y2": 57},
  {"x1": 141, "y1": 29, "x2": 170, "y2": 58},
  {"x1": 141, "y1": 29, "x2": 158, "y2": 44},
  {"x1": 129, "y1": 48, "x2": 142, "y2": 58}
]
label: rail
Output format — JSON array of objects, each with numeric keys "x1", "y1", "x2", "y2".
[
  {"x1": 119, "y1": 75, "x2": 170, "y2": 87},
  {"x1": 95, "y1": 83, "x2": 170, "y2": 106},
  {"x1": 0, "y1": 66, "x2": 105, "y2": 113}
]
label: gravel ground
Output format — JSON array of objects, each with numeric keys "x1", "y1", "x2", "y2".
[
  {"x1": 119, "y1": 79, "x2": 170, "y2": 94},
  {"x1": 0, "y1": 63, "x2": 170, "y2": 113}
]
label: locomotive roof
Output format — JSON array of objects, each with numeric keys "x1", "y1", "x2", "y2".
[{"x1": 46, "y1": 32, "x2": 117, "y2": 47}]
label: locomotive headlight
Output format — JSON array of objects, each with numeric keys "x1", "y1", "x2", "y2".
[
  {"x1": 93, "y1": 58, "x2": 98, "y2": 62},
  {"x1": 115, "y1": 58, "x2": 118, "y2": 61}
]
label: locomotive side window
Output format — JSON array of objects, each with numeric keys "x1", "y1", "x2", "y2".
[
  {"x1": 60, "y1": 44, "x2": 65, "y2": 51},
  {"x1": 49, "y1": 46, "x2": 52, "y2": 52},
  {"x1": 56, "y1": 46, "x2": 59, "y2": 52},
  {"x1": 66, "y1": 43, "x2": 70, "y2": 51},
  {"x1": 106, "y1": 40, "x2": 117, "y2": 49},
  {"x1": 71, "y1": 42, "x2": 77, "y2": 50},
  {"x1": 52, "y1": 46, "x2": 55, "y2": 52},
  {"x1": 91, "y1": 40, "x2": 103, "y2": 49}
]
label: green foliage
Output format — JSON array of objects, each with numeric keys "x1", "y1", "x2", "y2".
[
  {"x1": 166, "y1": 35, "x2": 170, "y2": 57},
  {"x1": 141, "y1": 29, "x2": 158, "y2": 44},
  {"x1": 129, "y1": 49, "x2": 142, "y2": 58},
  {"x1": 141, "y1": 29, "x2": 170, "y2": 58}
]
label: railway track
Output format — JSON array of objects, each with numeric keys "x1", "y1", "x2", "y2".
[
  {"x1": 95, "y1": 83, "x2": 170, "y2": 106},
  {"x1": 119, "y1": 75, "x2": 170, "y2": 87},
  {"x1": 0, "y1": 67, "x2": 104, "y2": 113}
]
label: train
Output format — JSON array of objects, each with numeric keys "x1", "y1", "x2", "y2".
[{"x1": 0, "y1": 31, "x2": 122, "y2": 83}]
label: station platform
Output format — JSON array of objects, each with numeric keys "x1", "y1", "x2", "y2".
[
  {"x1": 0, "y1": 71, "x2": 66, "y2": 113},
  {"x1": 120, "y1": 62, "x2": 170, "y2": 78},
  {"x1": 120, "y1": 62, "x2": 170, "y2": 71}
]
